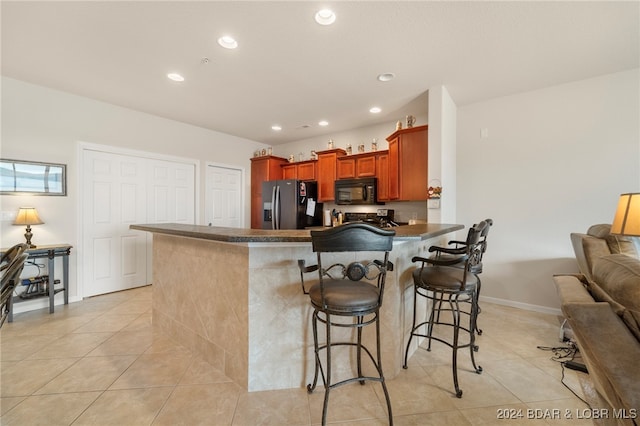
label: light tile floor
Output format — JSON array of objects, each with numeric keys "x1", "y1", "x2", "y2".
[{"x1": 1, "y1": 286, "x2": 597, "y2": 425}]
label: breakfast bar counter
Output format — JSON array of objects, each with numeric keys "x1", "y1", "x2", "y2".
[{"x1": 131, "y1": 222, "x2": 463, "y2": 391}]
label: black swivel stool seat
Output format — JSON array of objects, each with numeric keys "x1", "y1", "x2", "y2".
[
  {"x1": 403, "y1": 221, "x2": 488, "y2": 398},
  {"x1": 302, "y1": 223, "x2": 395, "y2": 425}
]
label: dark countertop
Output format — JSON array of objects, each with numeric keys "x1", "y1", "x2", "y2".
[{"x1": 130, "y1": 223, "x2": 464, "y2": 243}]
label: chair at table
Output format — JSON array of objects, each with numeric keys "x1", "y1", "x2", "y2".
[
  {"x1": 428, "y1": 218, "x2": 493, "y2": 334},
  {"x1": 403, "y1": 220, "x2": 488, "y2": 398},
  {"x1": 1, "y1": 243, "x2": 30, "y2": 328},
  {"x1": 304, "y1": 223, "x2": 395, "y2": 425}
]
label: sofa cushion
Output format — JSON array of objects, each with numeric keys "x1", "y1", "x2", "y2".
[
  {"x1": 588, "y1": 224, "x2": 640, "y2": 258},
  {"x1": 592, "y1": 254, "x2": 640, "y2": 310},
  {"x1": 591, "y1": 254, "x2": 640, "y2": 342}
]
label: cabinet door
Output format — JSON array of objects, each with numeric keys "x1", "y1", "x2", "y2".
[
  {"x1": 376, "y1": 153, "x2": 389, "y2": 201},
  {"x1": 356, "y1": 155, "x2": 376, "y2": 177},
  {"x1": 282, "y1": 164, "x2": 297, "y2": 180},
  {"x1": 317, "y1": 153, "x2": 337, "y2": 201},
  {"x1": 388, "y1": 137, "x2": 400, "y2": 200},
  {"x1": 297, "y1": 162, "x2": 316, "y2": 180},
  {"x1": 399, "y1": 128, "x2": 429, "y2": 200},
  {"x1": 337, "y1": 158, "x2": 355, "y2": 179}
]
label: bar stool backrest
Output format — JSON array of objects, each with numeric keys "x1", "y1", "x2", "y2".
[{"x1": 310, "y1": 223, "x2": 395, "y2": 309}]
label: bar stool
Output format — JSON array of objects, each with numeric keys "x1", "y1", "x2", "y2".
[
  {"x1": 1, "y1": 243, "x2": 30, "y2": 328},
  {"x1": 303, "y1": 223, "x2": 395, "y2": 425},
  {"x1": 428, "y1": 218, "x2": 493, "y2": 334},
  {"x1": 403, "y1": 221, "x2": 487, "y2": 398}
]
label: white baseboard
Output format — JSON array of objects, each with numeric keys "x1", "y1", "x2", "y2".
[
  {"x1": 11, "y1": 295, "x2": 83, "y2": 315},
  {"x1": 480, "y1": 295, "x2": 562, "y2": 316}
]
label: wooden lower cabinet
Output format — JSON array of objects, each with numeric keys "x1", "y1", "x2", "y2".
[
  {"x1": 250, "y1": 155, "x2": 286, "y2": 228},
  {"x1": 386, "y1": 125, "x2": 428, "y2": 201}
]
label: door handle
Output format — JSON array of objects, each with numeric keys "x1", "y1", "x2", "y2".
[
  {"x1": 275, "y1": 186, "x2": 281, "y2": 229},
  {"x1": 271, "y1": 185, "x2": 277, "y2": 230}
]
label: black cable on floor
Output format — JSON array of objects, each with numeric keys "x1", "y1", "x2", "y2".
[{"x1": 537, "y1": 343, "x2": 591, "y2": 408}]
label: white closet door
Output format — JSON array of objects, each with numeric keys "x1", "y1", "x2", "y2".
[
  {"x1": 147, "y1": 159, "x2": 196, "y2": 224},
  {"x1": 82, "y1": 150, "x2": 148, "y2": 297},
  {"x1": 206, "y1": 165, "x2": 242, "y2": 228}
]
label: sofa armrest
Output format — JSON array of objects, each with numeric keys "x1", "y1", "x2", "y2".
[
  {"x1": 563, "y1": 302, "x2": 640, "y2": 415},
  {"x1": 553, "y1": 274, "x2": 593, "y2": 306}
]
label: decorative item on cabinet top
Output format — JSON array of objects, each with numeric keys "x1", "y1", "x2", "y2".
[{"x1": 253, "y1": 147, "x2": 273, "y2": 157}]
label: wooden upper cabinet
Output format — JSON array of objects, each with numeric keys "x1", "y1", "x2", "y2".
[
  {"x1": 376, "y1": 152, "x2": 390, "y2": 201},
  {"x1": 281, "y1": 160, "x2": 316, "y2": 180},
  {"x1": 250, "y1": 155, "x2": 287, "y2": 228},
  {"x1": 282, "y1": 164, "x2": 296, "y2": 180},
  {"x1": 385, "y1": 125, "x2": 428, "y2": 201},
  {"x1": 356, "y1": 154, "x2": 376, "y2": 177},
  {"x1": 337, "y1": 152, "x2": 377, "y2": 179},
  {"x1": 317, "y1": 149, "x2": 346, "y2": 201},
  {"x1": 297, "y1": 161, "x2": 316, "y2": 180},
  {"x1": 337, "y1": 157, "x2": 355, "y2": 179}
]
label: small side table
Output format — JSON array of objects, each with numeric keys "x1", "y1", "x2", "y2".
[{"x1": 2, "y1": 244, "x2": 72, "y2": 322}]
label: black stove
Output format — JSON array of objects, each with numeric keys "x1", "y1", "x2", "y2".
[{"x1": 344, "y1": 209, "x2": 397, "y2": 228}]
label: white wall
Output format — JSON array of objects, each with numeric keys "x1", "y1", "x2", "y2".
[
  {"x1": 427, "y1": 86, "x2": 457, "y2": 224},
  {"x1": 457, "y1": 69, "x2": 640, "y2": 312},
  {"x1": 1, "y1": 77, "x2": 266, "y2": 299}
]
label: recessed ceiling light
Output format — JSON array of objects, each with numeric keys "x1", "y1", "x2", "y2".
[
  {"x1": 218, "y1": 36, "x2": 238, "y2": 49},
  {"x1": 318, "y1": 120, "x2": 329, "y2": 126},
  {"x1": 271, "y1": 125, "x2": 282, "y2": 131},
  {"x1": 377, "y1": 73, "x2": 395, "y2": 82},
  {"x1": 315, "y1": 9, "x2": 336, "y2": 25},
  {"x1": 369, "y1": 107, "x2": 382, "y2": 113},
  {"x1": 167, "y1": 73, "x2": 184, "y2": 82}
]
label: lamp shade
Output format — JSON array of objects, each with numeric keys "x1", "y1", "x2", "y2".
[
  {"x1": 13, "y1": 207, "x2": 44, "y2": 226},
  {"x1": 611, "y1": 193, "x2": 640, "y2": 236}
]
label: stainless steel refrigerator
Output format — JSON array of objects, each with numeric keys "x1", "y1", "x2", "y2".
[{"x1": 262, "y1": 180, "x2": 323, "y2": 229}]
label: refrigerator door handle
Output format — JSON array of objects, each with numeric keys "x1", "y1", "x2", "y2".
[
  {"x1": 271, "y1": 185, "x2": 277, "y2": 230},
  {"x1": 274, "y1": 185, "x2": 281, "y2": 229}
]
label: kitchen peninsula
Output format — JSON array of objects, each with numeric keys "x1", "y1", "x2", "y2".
[{"x1": 131, "y1": 222, "x2": 463, "y2": 391}]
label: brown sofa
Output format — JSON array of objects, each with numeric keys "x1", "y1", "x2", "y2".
[
  {"x1": 571, "y1": 224, "x2": 639, "y2": 282},
  {"x1": 555, "y1": 225, "x2": 640, "y2": 424}
]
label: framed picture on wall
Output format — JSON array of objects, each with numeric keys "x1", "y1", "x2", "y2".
[{"x1": 0, "y1": 159, "x2": 67, "y2": 196}]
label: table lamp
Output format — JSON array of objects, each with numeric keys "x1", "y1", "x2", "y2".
[
  {"x1": 13, "y1": 207, "x2": 44, "y2": 248},
  {"x1": 611, "y1": 193, "x2": 640, "y2": 236}
]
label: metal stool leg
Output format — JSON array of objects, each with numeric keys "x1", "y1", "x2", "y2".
[
  {"x1": 321, "y1": 313, "x2": 332, "y2": 425},
  {"x1": 450, "y1": 297, "x2": 463, "y2": 398},
  {"x1": 307, "y1": 310, "x2": 321, "y2": 393},
  {"x1": 376, "y1": 312, "x2": 394, "y2": 425},
  {"x1": 403, "y1": 284, "x2": 419, "y2": 368}
]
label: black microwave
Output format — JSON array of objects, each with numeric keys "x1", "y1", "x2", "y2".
[{"x1": 335, "y1": 177, "x2": 382, "y2": 205}]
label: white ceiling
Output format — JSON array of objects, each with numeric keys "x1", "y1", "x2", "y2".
[{"x1": 2, "y1": 1, "x2": 638, "y2": 145}]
